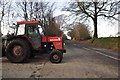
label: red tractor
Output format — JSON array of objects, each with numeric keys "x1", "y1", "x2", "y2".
[{"x1": 2, "y1": 20, "x2": 66, "y2": 63}]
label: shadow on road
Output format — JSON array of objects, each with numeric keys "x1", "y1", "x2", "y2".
[{"x1": 2, "y1": 54, "x2": 49, "y2": 64}]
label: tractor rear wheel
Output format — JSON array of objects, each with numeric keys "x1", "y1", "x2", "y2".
[
  {"x1": 49, "y1": 49, "x2": 63, "y2": 63},
  {"x1": 29, "y1": 52, "x2": 35, "y2": 59},
  {"x1": 2, "y1": 47, "x2": 5, "y2": 57},
  {"x1": 6, "y1": 39, "x2": 30, "y2": 63}
]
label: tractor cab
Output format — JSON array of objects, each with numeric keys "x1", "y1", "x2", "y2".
[{"x1": 16, "y1": 21, "x2": 42, "y2": 49}]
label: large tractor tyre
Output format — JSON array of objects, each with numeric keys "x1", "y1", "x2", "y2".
[
  {"x1": 6, "y1": 39, "x2": 30, "y2": 63},
  {"x1": 29, "y1": 50, "x2": 39, "y2": 59},
  {"x1": 29, "y1": 52, "x2": 35, "y2": 59},
  {"x1": 49, "y1": 49, "x2": 63, "y2": 63},
  {"x1": 2, "y1": 47, "x2": 6, "y2": 57}
]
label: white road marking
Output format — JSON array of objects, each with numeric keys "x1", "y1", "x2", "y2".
[
  {"x1": 83, "y1": 47, "x2": 91, "y2": 50},
  {"x1": 92, "y1": 48, "x2": 107, "y2": 51},
  {"x1": 95, "y1": 51, "x2": 120, "y2": 61}
]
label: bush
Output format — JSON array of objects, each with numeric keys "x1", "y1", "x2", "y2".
[{"x1": 68, "y1": 23, "x2": 91, "y2": 40}]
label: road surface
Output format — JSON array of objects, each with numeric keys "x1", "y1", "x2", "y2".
[{"x1": 2, "y1": 40, "x2": 119, "y2": 78}]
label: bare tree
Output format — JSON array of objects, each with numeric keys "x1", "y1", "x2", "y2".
[
  {"x1": 63, "y1": 0, "x2": 120, "y2": 38},
  {"x1": 0, "y1": 0, "x2": 10, "y2": 36},
  {"x1": 7, "y1": 0, "x2": 12, "y2": 26},
  {"x1": 29, "y1": 2, "x2": 33, "y2": 20},
  {"x1": 55, "y1": 14, "x2": 68, "y2": 30},
  {"x1": 16, "y1": 0, "x2": 28, "y2": 21},
  {"x1": 15, "y1": 1, "x2": 62, "y2": 36}
]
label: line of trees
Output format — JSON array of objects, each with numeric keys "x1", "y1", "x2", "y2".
[
  {"x1": 15, "y1": 1, "x2": 63, "y2": 36},
  {"x1": 0, "y1": 0, "x2": 63, "y2": 36},
  {"x1": 1, "y1": 0, "x2": 119, "y2": 38},
  {"x1": 63, "y1": 0, "x2": 120, "y2": 38}
]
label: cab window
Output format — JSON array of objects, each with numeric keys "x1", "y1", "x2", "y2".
[
  {"x1": 38, "y1": 25, "x2": 44, "y2": 36},
  {"x1": 27, "y1": 24, "x2": 39, "y2": 36},
  {"x1": 17, "y1": 24, "x2": 25, "y2": 35}
]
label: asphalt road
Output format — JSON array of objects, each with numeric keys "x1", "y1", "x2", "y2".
[{"x1": 2, "y1": 40, "x2": 119, "y2": 78}]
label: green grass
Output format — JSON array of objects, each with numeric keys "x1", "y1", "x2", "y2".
[
  {"x1": 80, "y1": 37, "x2": 120, "y2": 51},
  {"x1": 90, "y1": 37, "x2": 120, "y2": 49}
]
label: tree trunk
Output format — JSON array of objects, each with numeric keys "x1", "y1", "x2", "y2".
[
  {"x1": 93, "y1": 2, "x2": 98, "y2": 38},
  {"x1": 93, "y1": 17, "x2": 98, "y2": 38},
  {"x1": 23, "y1": 2, "x2": 28, "y2": 21}
]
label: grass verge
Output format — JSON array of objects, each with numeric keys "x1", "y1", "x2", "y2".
[{"x1": 79, "y1": 37, "x2": 120, "y2": 52}]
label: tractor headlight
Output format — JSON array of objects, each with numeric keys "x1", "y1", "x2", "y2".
[
  {"x1": 44, "y1": 45, "x2": 46, "y2": 47},
  {"x1": 51, "y1": 47, "x2": 53, "y2": 49}
]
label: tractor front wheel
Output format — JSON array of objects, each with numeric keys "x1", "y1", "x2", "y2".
[{"x1": 49, "y1": 49, "x2": 63, "y2": 63}]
